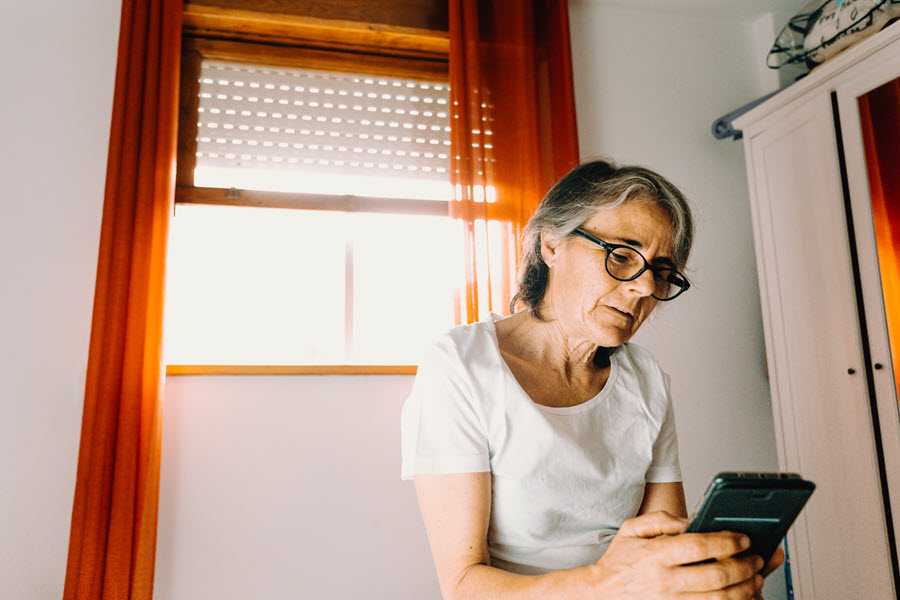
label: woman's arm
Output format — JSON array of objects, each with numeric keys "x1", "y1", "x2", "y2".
[
  {"x1": 413, "y1": 473, "x2": 493, "y2": 597},
  {"x1": 638, "y1": 481, "x2": 688, "y2": 518},
  {"x1": 414, "y1": 473, "x2": 764, "y2": 600},
  {"x1": 415, "y1": 473, "x2": 585, "y2": 599}
]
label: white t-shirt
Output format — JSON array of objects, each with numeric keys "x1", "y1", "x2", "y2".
[{"x1": 400, "y1": 314, "x2": 682, "y2": 575}]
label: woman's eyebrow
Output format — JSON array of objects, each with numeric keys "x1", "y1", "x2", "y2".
[{"x1": 605, "y1": 235, "x2": 643, "y2": 248}]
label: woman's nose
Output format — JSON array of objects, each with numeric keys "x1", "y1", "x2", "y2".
[{"x1": 625, "y1": 268, "x2": 656, "y2": 296}]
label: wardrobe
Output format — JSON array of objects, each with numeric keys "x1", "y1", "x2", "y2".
[{"x1": 734, "y1": 20, "x2": 900, "y2": 599}]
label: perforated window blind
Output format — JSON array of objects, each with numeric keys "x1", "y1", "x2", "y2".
[{"x1": 195, "y1": 60, "x2": 451, "y2": 182}]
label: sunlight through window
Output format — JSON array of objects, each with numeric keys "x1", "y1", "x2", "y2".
[{"x1": 165, "y1": 59, "x2": 463, "y2": 366}]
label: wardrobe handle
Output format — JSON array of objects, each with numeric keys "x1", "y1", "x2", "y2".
[
  {"x1": 848, "y1": 368, "x2": 856, "y2": 375},
  {"x1": 874, "y1": 363, "x2": 884, "y2": 370}
]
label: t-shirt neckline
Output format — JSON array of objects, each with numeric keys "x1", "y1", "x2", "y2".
[{"x1": 487, "y1": 312, "x2": 621, "y2": 415}]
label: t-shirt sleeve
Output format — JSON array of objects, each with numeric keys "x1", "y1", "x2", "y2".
[
  {"x1": 400, "y1": 336, "x2": 490, "y2": 480},
  {"x1": 645, "y1": 372, "x2": 682, "y2": 483}
]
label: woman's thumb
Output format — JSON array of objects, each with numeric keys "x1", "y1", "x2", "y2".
[{"x1": 618, "y1": 511, "x2": 688, "y2": 538}]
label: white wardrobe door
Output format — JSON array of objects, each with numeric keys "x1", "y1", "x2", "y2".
[{"x1": 744, "y1": 91, "x2": 894, "y2": 600}]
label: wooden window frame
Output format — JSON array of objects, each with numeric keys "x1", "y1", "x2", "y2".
[{"x1": 169, "y1": 3, "x2": 452, "y2": 375}]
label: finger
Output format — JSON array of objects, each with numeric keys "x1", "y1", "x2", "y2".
[
  {"x1": 672, "y1": 555, "x2": 764, "y2": 592},
  {"x1": 618, "y1": 511, "x2": 688, "y2": 538},
  {"x1": 655, "y1": 531, "x2": 751, "y2": 566},
  {"x1": 760, "y1": 546, "x2": 785, "y2": 577},
  {"x1": 675, "y1": 574, "x2": 763, "y2": 600}
]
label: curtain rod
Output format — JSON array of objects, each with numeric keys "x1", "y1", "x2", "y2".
[{"x1": 711, "y1": 81, "x2": 796, "y2": 141}]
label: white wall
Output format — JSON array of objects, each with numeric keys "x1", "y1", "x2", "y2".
[
  {"x1": 0, "y1": 1, "x2": 119, "y2": 598},
  {"x1": 155, "y1": 375, "x2": 439, "y2": 599}
]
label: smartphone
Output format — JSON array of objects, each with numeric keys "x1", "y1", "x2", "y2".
[{"x1": 686, "y1": 472, "x2": 815, "y2": 565}]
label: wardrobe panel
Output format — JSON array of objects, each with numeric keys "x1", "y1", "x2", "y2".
[{"x1": 746, "y1": 92, "x2": 894, "y2": 599}]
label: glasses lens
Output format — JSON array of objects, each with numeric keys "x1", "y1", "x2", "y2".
[
  {"x1": 652, "y1": 268, "x2": 688, "y2": 300},
  {"x1": 605, "y1": 246, "x2": 644, "y2": 280}
]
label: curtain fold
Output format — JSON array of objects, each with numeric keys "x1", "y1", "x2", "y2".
[
  {"x1": 64, "y1": 1, "x2": 182, "y2": 598},
  {"x1": 449, "y1": 0, "x2": 580, "y2": 323},
  {"x1": 859, "y1": 80, "x2": 900, "y2": 406}
]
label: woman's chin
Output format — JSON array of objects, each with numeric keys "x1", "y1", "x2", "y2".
[{"x1": 588, "y1": 316, "x2": 636, "y2": 346}]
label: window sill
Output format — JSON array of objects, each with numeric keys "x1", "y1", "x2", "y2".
[{"x1": 166, "y1": 364, "x2": 417, "y2": 376}]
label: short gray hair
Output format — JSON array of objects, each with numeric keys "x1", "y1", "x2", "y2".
[{"x1": 510, "y1": 158, "x2": 694, "y2": 317}]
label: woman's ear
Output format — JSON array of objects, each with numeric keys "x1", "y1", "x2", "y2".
[{"x1": 540, "y1": 230, "x2": 562, "y2": 267}]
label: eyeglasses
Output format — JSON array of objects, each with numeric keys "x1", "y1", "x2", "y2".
[{"x1": 570, "y1": 228, "x2": 690, "y2": 301}]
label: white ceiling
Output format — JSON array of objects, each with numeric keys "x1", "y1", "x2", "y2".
[{"x1": 577, "y1": 0, "x2": 809, "y2": 21}]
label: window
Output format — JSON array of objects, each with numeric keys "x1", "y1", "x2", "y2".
[{"x1": 165, "y1": 18, "x2": 460, "y2": 371}]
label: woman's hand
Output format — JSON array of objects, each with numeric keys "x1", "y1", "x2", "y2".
[{"x1": 589, "y1": 511, "x2": 765, "y2": 599}]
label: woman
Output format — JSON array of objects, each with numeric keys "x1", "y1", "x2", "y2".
[{"x1": 401, "y1": 159, "x2": 783, "y2": 599}]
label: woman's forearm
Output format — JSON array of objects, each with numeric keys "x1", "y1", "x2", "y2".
[{"x1": 448, "y1": 562, "x2": 599, "y2": 600}]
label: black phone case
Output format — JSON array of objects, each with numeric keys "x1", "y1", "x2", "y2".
[{"x1": 685, "y1": 472, "x2": 815, "y2": 565}]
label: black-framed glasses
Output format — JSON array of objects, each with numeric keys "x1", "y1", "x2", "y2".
[{"x1": 571, "y1": 228, "x2": 690, "y2": 301}]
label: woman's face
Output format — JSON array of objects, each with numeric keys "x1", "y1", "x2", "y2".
[{"x1": 541, "y1": 199, "x2": 676, "y2": 348}]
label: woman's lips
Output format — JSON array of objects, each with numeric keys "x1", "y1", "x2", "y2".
[{"x1": 603, "y1": 305, "x2": 633, "y2": 321}]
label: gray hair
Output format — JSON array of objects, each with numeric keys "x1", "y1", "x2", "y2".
[{"x1": 510, "y1": 158, "x2": 694, "y2": 318}]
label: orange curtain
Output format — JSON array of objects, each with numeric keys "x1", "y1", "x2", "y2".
[
  {"x1": 449, "y1": 0, "x2": 580, "y2": 323},
  {"x1": 63, "y1": 0, "x2": 182, "y2": 598},
  {"x1": 859, "y1": 80, "x2": 900, "y2": 405}
]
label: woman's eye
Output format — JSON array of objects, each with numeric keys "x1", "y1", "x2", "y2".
[
  {"x1": 654, "y1": 269, "x2": 679, "y2": 284},
  {"x1": 609, "y1": 250, "x2": 630, "y2": 264}
]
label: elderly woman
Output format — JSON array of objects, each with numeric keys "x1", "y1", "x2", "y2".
[{"x1": 401, "y1": 159, "x2": 783, "y2": 599}]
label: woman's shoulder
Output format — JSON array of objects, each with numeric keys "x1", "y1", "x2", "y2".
[
  {"x1": 614, "y1": 341, "x2": 667, "y2": 382},
  {"x1": 617, "y1": 340, "x2": 657, "y2": 363},
  {"x1": 446, "y1": 314, "x2": 498, "y2": 343},
  {"x1": 420, "y1": 315, "x2": 502, "y2": 372},
  {"x1": 410, "y1": 317, "x2": 505, "y2": 414}
]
